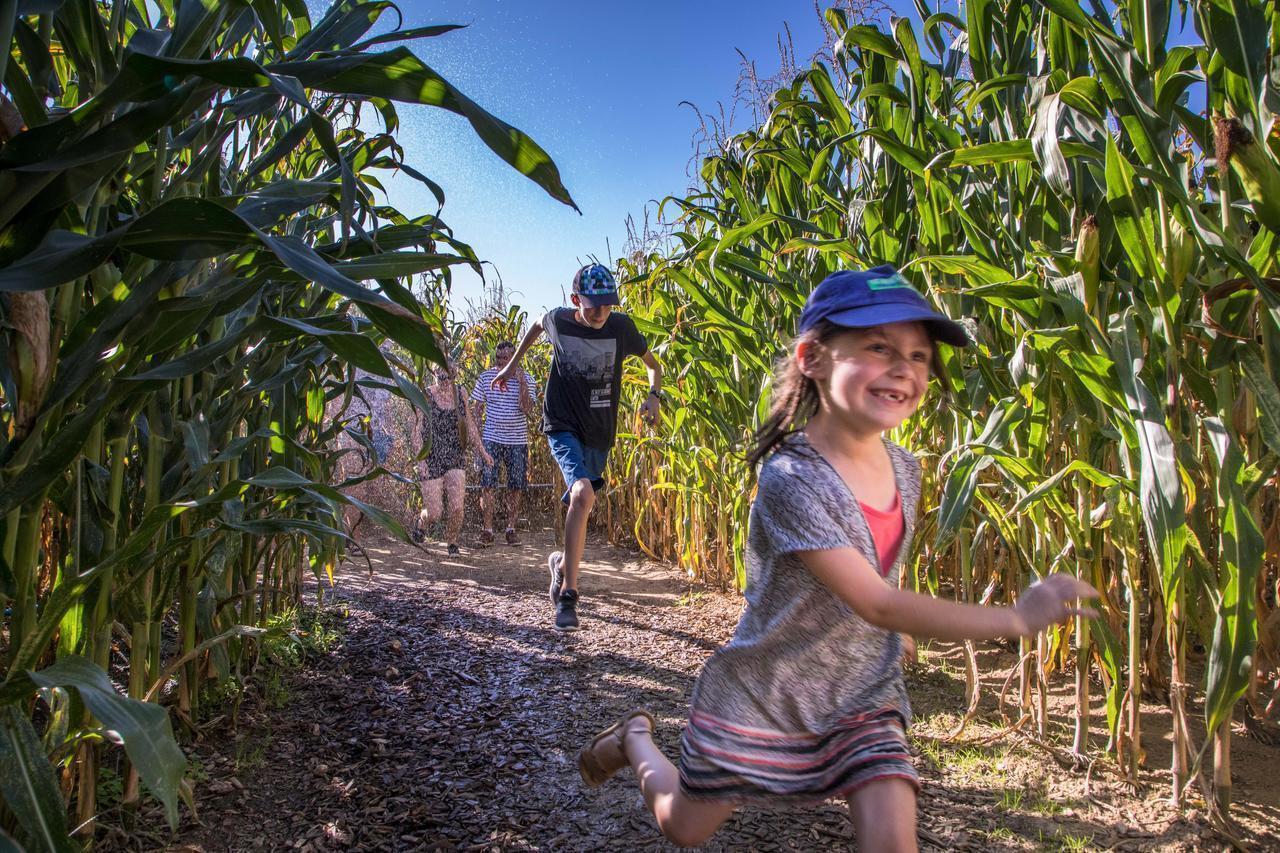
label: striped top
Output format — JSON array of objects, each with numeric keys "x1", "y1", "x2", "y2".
[{"x1": 471, "y1": 367, "x2": 532, "y2": 445}]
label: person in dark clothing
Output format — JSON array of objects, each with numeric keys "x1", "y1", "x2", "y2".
[{"x1": 493, "y1": 264, "x2": 662, "y2": 630}]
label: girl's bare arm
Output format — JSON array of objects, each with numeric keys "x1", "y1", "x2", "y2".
[{"x1": 799, "y1": 547, "x2": 1097, "y2": 640}]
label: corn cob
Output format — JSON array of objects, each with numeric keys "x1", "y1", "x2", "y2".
[
  {"x1": 1077, "y1": 214, "x2": 1100, "y2": 314},
  {"x1": 1168, "y1": 215, "x2": 1196, "y2": 291},
  {"x1": 1215, "y1": 116, "x2": 1280, "y2": 234}
]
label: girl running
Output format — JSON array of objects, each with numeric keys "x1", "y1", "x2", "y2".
[
  {"x1": 416, "y1": 363, "x2": 490, "y2": 555},
  {"x1": 576, "y1": 266, "x2": 1098, "y2": 850}
]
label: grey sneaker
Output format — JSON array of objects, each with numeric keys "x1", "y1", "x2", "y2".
[
  {"x1": 547, "y1": 551, "x2": 564, "y2": 608},
  {"x1": 555, "y1": 589, "x2": 579, "y2": 632}
]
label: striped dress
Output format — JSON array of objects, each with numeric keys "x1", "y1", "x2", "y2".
[{"x1": 678, "y1": 433, "x2": 921, "y2": 804}]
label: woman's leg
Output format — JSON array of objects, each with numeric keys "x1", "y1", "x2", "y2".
[
  {"x1": 620, "y1": 721, "x2": 737, "y2": 848},
  {"x1": 442, "y1": 468, "x2": 466, "y2": 544},
  {"x1": 847, "y1": 777, "x2": 919, "y2": 852},
  {"x1": 420, "y1": 476, "x2": 444, "y2": 531}
]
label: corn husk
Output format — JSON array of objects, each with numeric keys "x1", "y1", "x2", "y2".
[
  {"x1": 1216, "y1": 116, "x2": 1280, "y2": 234},
  {"x1": 1077, "y1": 214, "x2": 1100, "y2": 313}
]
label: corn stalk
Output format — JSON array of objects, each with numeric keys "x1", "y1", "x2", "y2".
[
  {"x1": 0, "y1": 0, "x2": 575, "y2": 846},
  {"x1": 611, "y1": 0, "x2": 1280, "y2": 821}
]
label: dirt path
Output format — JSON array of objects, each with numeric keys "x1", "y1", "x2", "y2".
[{"x1": 125, "y1": 524, "x2": 1277, "y2": 852}]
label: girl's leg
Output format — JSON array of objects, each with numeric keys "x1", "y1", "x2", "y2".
[
  {"x1": 420, "y1": 476, "x2": 444, "y2": 530},
  {"x1": 621, "y1": 722, "x2": 737, "y2": 848},
  {"x1": 847, "y1": 777, "x2": 919, "y2": 852},
  {"x1": 442, "y1": 468, "x2": 465, "y2": 544}
]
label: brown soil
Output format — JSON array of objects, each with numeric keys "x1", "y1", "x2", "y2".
[{"x1": 103, "y1": 524, "x2": 1280, "y2": 851}]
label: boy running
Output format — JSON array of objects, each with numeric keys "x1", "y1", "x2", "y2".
[{"x1": 493, "y1": 263, "x2": 661, "y2": 631}]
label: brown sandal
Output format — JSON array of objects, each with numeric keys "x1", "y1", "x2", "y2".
[{"x1": 578, "y1": 709, "x2": 656, "y2": 787}]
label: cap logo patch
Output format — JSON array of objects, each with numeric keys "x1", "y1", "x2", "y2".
[
  {"x1": 578, "y1": 266, "x2": 617, "y2": 294},
  {"x1": 867, "y1": 273, "x2": 921, "y2": 295}
]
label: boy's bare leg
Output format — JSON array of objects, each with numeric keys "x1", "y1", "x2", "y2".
[
  {"x1": 847, "y1": 778, "x2": 918, "y2": 852},
  {"x1": 622, "y1": 725, "x2": 736, "y2": 847},
  {"x1": 562, "y1": 477, "x2": 594, "y2": 592}
]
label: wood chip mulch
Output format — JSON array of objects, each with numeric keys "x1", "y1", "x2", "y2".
[{"x1": 98, "y1": 526, "x2": 1274, "y2": 852}]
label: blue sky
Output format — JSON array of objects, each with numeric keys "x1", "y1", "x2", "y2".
[
  {"x1": 306, "y1": 1, "x2": 905, "y2": 318},
  {"x1": 309, "y1": 1, "x2": 1198, "y2": 320}
]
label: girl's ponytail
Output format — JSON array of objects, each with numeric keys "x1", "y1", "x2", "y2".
[{"x1": 745, "y1": 321, "x2": 839, "y2": 468}]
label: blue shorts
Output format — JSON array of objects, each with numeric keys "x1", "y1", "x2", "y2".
[
  {"x1": 547, "y1": 431, "x2": 609, "y2": 505},
  {"x1": 479, "y1": 441, "x2": 529, "y2": 489}
]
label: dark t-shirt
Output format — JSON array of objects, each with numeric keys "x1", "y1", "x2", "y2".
[{"x1": 541, "y1": 308, "x2": 649, "y2": 449}]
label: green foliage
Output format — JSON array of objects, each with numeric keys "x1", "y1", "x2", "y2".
[
  {"x1": 95, "y1": 765, "x2": 124, "y2": 814},
  {"x1": 260, "y1": 606, "x2": 345, "y2": 669},
  {"x1": 0, "y1": 0, "x2": 574, "y2": 844},
  {"x1": 611, "y1": 0, "x2": 1280, "y2": 812},
  {"x1": 29, "y1": 656, "x2": 186, "y2": 828},
  {"x1": 234, "y1": 737, "x2": 269, "y2": 773},
  {"x1": 196, "y1": 675, "x2": 243, "y2": 722}
]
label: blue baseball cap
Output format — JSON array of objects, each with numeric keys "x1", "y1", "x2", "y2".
[
  {"x1": 572, "y1": 263, "x2": 621, "y2": 308},
  {"x1": 797, "y1": 265, "x2": 969, "y2": 347}
]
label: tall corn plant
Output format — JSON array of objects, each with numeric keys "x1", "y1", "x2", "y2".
[
  {"x1": 611, "y1": 0, "x2": 1279, "y2": 821},
  {"x1": 0, "y1": 0, "x2": 575, "y2": 847}
]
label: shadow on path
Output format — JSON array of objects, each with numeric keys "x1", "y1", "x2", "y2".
[{"x1": 150, "y1": 526, "x2": 1272, "y2": 852}]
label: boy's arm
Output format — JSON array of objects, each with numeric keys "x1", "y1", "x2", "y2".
[
  {"x1": 638, "y1": 350, "x2": 662, "y2": 393},
  {"x1": 638, "y1": 350, "x2": 662, "y2": 425},
  {"x1": 494, "y1": 320, "x2": 544, "y2": 391}
]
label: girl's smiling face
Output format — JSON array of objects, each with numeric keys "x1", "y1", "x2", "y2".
[{"x1": 805, "y1": 322, "x2": 933, "y2": 435}]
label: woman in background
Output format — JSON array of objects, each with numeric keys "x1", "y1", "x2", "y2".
[{"x1": 417, "y1": 363, "x2": 490, "y2": 555}]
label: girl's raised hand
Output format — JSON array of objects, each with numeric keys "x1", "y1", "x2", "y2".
[{"x1": 1012, "y1": 574, "x2": 1100, "y2": 636}]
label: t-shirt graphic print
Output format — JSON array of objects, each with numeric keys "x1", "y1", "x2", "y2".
[
  {"x1": 541, "y1": 308, "x2": 648, "y2": 450},
  {"x1": 560, "y1": 336, "x2": 617, "y2": 408}
]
